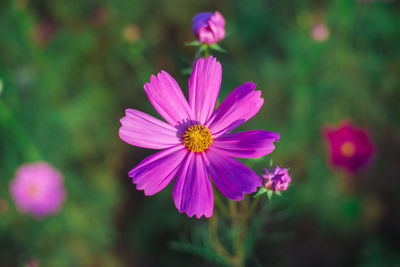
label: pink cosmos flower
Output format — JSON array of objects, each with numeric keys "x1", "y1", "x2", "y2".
[
  {"x1": 26, "y1": 258, "x2": 39, "y2": 267},
  {"x1": 262, "y1": 166, "x2": 291, "y2": 192},
  {"x1": 10, "y1": 162, "x2": 66, "y2": 218},
  {"x1": 119, "y1": 56, "x2": 280, "y2": 218},
  {"x1": 33, "y1": 20, "x2": 57, "y2": 45},
  {"x1": 311, "y1": 23, "x2": 330, "y2": 42},
  {"x1": 323, "y1": 121, "x2": 374, "y2": 173},
  {"x1": 192, "y1": 11, "x2": 225, "y2": 45}
]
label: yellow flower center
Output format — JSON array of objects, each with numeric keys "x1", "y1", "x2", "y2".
[
  {"x1": 340, "y1": 141, "x2": 355, "y2": 157},
  {"x1": 183, "y1": 124, "x2": 213, "y2": 153},
  {"x1": 27, "y1": 184, "x2": 39, "y2": 197}
]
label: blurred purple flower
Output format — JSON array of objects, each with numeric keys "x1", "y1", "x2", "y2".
[
  {"x1": 323, "y1": 121, "x2": 374, "y2": 173},
  {"x1": 262, "y1": 166, "x2": 291, "y2": 192},
  {"x1": 26, "y1": 259, "x2": 39, "y2": 267},
  {"x1": 33, "y1": 20, "x2": 57, "y2": 45},
  {"x1": 119, "y1": 56, "x2": 280, "y2": 218},
  {"x1": 10, "y1": 162, "x2": 66, "y2": 218},
  {"x1": 311, "y1": 23, "x2": 330, "y2": 42},
  {"x1": 88, "y1": 7, "x2": 109, "y2": 27},
  {"x1": 192, "y1": 11, "x2": 225, "y2": 44}
]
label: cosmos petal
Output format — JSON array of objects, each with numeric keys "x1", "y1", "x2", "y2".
[
  {"x1": 213, "y1": 130, "x2": 280, "y2": 158},
  {"x1": 129, "y1": 145, "x2": 188, "y2": 196},
  {"x1": 204, "y1": 148, "x2": 261, "y2": 201},
  {"x1": 144, "y1": 71, "x2": 193, "y2": 126},
  {"x1": 119, "y1": 109, "x2": 181, "y2": 149},
  {"x1": 189, "y1": 56, "x2": 222, "y2": 124},
  {"x1": 206, "y1": 81, "x2": 263, "y2": 138},
  {"x1": 173, "y1": 153, "x2": 213, "y2": 218}
]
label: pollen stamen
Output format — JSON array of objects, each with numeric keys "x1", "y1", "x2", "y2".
[
  {"x1": 183, "y1": 124, "x2": 213, "y2": 153},
  {"x1": 340, "y1": 141, "x2": 355, "y2": 157}
]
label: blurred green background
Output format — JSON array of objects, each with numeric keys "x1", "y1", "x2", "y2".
[{"x1": 1, "y1": 0, "x2": 399, "y2": 266}]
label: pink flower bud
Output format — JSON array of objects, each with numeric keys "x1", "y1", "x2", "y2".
[
  {"x1": 192, "y1": 11, "x2": 225, "y2": 44},
  {"x1": 262, "y1": 166, "x2": 291, "y2": 192}
]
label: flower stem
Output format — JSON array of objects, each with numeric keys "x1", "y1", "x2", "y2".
[
  {"x1": 0, "y1": 99, "x2": 42, "y2": 161},
  {"x1": 248, "y1": 196, "x2": 261, "y2": 218},
  {"x1": 229, "y1": 200, "x2": 246, "y2": 267},
  {"x1": 210, "y1": 197, "x2": 253, "y2": 267},
  {"x1": 214, "y1": 191, "x2": 229, "y2": 217},
  {"x1": 203, "y1": 45, "x2": 210, "y2": 58},
  {"x1": 209, "y1": 211, "x2": 231, "y2": 263}
]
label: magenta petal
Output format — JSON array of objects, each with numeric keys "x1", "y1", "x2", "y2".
[
  {"x1": 206, "y1": 81, "x2": 264, "y2": 138},
  {"x1": 192, "y1": 11, "x2": 225, "y2": 44},
  {"x1": 213, "y1": 130, "x2": 280, "y2": 158},
  {"x1": 192, "y1": 12, "x2": 213, "y2": 34},
  {"x1": 189, "y1": 56, "x2": 222, "y2": 124},
  {"x1": 209, "y1": 11, "x2": 225, "y2": 41},
  {"x1": 204, "y1": 148, "x2": 262, "y2": 201},
  {"x1": 119, "y1": 109, "x2": 180, "y2": 149},
  {"x1": 144, "y1": 71, "x2": 193, "y2": 126},
  {"x1": 173, "y1": 153, "x2": 213, "y2": 218},
  {"x1": 129, "y1": 145, "x2": 188, "y2": 196}
]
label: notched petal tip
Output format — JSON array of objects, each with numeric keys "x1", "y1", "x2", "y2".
[{"x1": 178, "y1": 209, "x2": 213, "y2": 219}]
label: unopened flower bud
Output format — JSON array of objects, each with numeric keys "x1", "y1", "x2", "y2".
[{"x1": 192, "y1": 11, "x2": 225, "y2": 45}]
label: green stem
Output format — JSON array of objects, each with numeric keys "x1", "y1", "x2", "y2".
[
  {"x1": 0, "y1": 99, "x2": 42, "y2": 161},
  {"x1": 209, "y1": 198, "x2": 250, "y2": 267},
  {"x1": 229, "y1": 200, "x2": 246, "y2": 267},
  {"x1": 209, "y1": 211, "x2": 231, "y2": 263},
  {"x1": 247, "y1": 196, "x2": 261, "y2": 218},
  {"x1": 204, "y1": 45, "x2": 210, "y2": 58},
  {"x1": 214, "y1": 191, "x2": 229, "y2": 218}
]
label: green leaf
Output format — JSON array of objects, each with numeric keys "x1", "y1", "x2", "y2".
[
  {"x1": 253, "y1": 187, "x2": 267, "y2": 198},
  {"x1": 195, "y1": 45, "x2": 206, "y2": 58},
  {"x1": 276, "y1": 191, "x2": 282, "y2": 197},
  {"x1": 267, "y1": 190, "x2": 274, "y2": 201},
  {"x1": 209, "y1": 43, "x2": 227, "y2": 53},
  {"x1": 185, "y1": 40, "x2": 201, "y2": 46},
  {"x1": 269, "y1": 158, "x2": 274, "y2": 168},
  {"x1": 180, "y1": 67, "x2": 192, "y2": 75}
]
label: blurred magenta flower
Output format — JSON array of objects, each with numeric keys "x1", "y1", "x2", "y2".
[
  {"x1": 33, "y1": 20, "x2": 57, "y2": 45},
  {"x1": 262, "y1": 166, "x2": 291, "y2": 192},
  {"x1": 192, "y1": 11, "x2": 225, "y2": 44},
  {"x1": 10, "y1": 162, "x2": 66, "y2": 218},
  {"x1": 323, "y1": 121, "x2": 374, "y2": 173},
  {"x1": 26, "y1": 259, "x2": 39, "y2": 267},
  {"x1": 119, "y1": 56, "x2": 280, "y2": 218},
  {"x1": 88, "y1": 7, "x2": 109, "y2": 27},
  {"x1": 311, "y1": 23, "x2": 330, "y2": 42}
]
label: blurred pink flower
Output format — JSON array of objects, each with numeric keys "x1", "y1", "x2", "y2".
[
  {"x1": 311, "y1": 23, "x2": 330, "y2": 42},
  {"x1": 262, "y1": 166, "x2": 291, "y2": 192},
  {"x1": 10, "y1": 162, "x2": 66, "y2": 218},
  {"x1": 88, "y1": 7, "x2": 109, "y2": 27},
  {"x1": 323, "y1": 121, "x2": 374, "y2": 173},
  {"x1": 33, "y1": 20, "x2": 57, "y2": 45},
  {"x1": 26, "y1": 259, "x2": 39, "y2": 267},
  {"x1": 192, "y1": 11, "x2": 225, "y2": 44}
]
